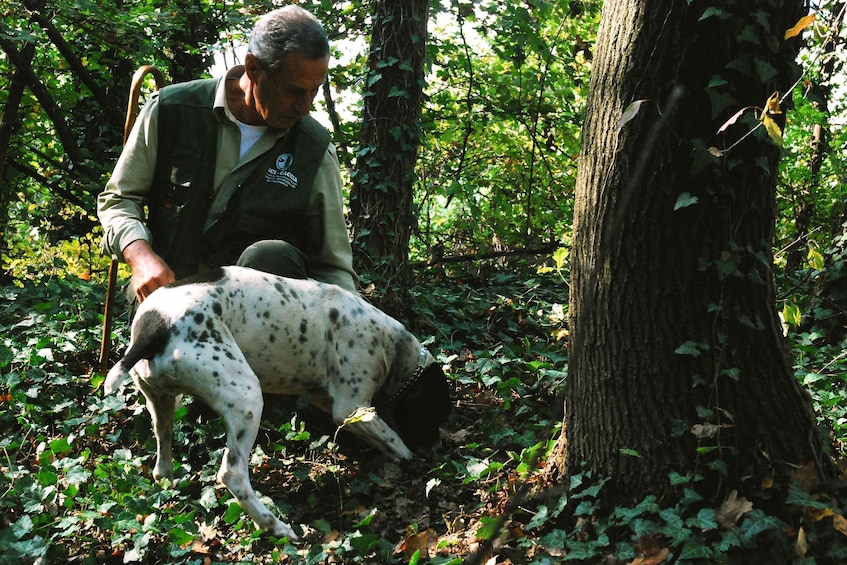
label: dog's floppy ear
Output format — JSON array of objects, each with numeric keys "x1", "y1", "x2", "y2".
[{"x1": 391, "y1": 364, "x2": 450, "y2": 453}]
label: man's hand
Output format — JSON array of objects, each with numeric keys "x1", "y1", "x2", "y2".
[{"x1": 123, "y1": 240, "x2": 176, "y2": 302}]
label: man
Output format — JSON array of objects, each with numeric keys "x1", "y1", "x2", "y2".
[{"x1": 98, "y1": 5, "x2": 358, "y2": 305}]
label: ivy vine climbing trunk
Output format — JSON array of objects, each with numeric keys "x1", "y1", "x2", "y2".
[
  {"x1": 350, "y1": 0, "x2": 429, "y2": 318},
  {"x1": 545, "y1": 0, "x2": 833, "y2": 512}
]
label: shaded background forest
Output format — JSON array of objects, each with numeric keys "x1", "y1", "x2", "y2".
[
  {"x1": 0, "y1": 0, "x2": 592, "y2": 286},
  {"x1": 4, "y1": 0, "x2": 847, "y2": 563}
]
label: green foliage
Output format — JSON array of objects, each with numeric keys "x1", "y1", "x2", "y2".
[
  {"x1": 4, "y1": 0, "x2": 847, "y2": 562},
  {"x1": 413, "y1": 0, "x2": 598, "y2": 260},
  {"x1": 0, "y1": 259, "x2": 568, "y2": 563},
  {"x1": 5, "y1": 248, "x2": 847, "y2": 562}
]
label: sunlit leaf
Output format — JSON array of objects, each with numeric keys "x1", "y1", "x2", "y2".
[
  {"x1": 808, "y1": 247, "x2": 825, "y2": 270},
  {"x1": 782, "y1": 302, "x2": 802, "y2": 328},
  {"x1": 764, "y1": 92, "x2": 782, "y2": 115},
  {"x1": 760, "y1": 112, "x2": 783, "y2": 147},
  {"x1": 785, "y1": 13, "x2": 816, "y2": 40},
  {"x1": 341, "y1": 406, "x2": 377, "y2": 426}
]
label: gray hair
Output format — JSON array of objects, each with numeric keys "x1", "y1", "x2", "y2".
[{"x1": 247, "y1": 5, "x2": 329, "y2": 73}]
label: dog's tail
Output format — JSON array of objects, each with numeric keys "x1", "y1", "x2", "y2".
[
  {"x1": 104, "y1": 361, "x2": 132, "y2": 395},
  {"x1": 103, "y1": 309, "x2": 172, "y2": 395}
]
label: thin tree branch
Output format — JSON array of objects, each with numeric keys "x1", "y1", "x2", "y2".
[
  {"x1": 5, "y1": 159, "x2": 88, "y2": 211},
  {"x1": 0, "y1": 37, "x2": 88, "y2": 170},
  {"x1": 23, "y1": 0, "x2": 116, "y2": 113}
]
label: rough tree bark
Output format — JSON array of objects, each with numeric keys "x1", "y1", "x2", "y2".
[
  {"x1": 545, "y1": 0, "x2": 833, "y2": 509},
  {"x1": 349, "y1": 0, "x2": 429, "y2": 319}
]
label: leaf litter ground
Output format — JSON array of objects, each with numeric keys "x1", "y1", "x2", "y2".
[{"x1": 0, "y1": 262, "x2": 569, "y2": 564}]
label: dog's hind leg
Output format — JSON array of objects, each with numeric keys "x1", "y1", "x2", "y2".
[
  {"x1": 136, "y1": 375, "x2": 177, "y2": 481},
  {"x1": 208, "y1": 368, "x2": 299, "y2": 540}
]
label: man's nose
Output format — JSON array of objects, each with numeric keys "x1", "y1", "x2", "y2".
[{"x1": 295, "y1": 92, "x2": 314, "y2": 115}]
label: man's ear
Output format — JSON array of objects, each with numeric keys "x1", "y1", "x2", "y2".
[{"x1": 244, "y1": 53, "x2": 262, "y2": 81}]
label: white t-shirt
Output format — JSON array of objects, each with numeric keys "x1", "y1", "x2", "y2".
[{"x1": 236, "y1": 121, "x2": 269, "y2": 161}]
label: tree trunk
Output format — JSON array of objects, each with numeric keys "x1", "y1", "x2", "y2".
[
  {"x1": 350, "y1": 0, "x2": 429, "y2": 319},
  {"x1": 546, "y1": 0, "x2": 832, "y2": 508}
]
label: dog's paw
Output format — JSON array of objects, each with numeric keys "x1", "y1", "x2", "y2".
[{"x1": 267, "y1": 520, "x2": 299, "y2": 541}]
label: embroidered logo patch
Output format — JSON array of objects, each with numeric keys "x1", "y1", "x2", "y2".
[
  {"x1": 276, "y1": 153, "x2": 293, "y2": 171},
  {"x1": 266, "y1": 153, "x2": 298, "y2": 188}
]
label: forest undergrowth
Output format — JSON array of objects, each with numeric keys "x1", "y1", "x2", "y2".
[{"x1": 2, "y1": 259, "x2": 847, "y2": 563}]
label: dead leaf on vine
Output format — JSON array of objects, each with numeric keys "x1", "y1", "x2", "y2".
[
  {"x1": 765, "y1": 91, "x2": 782, "y2": 115},
  {"x1": 716, "y1": 490, "x2": 753, "y2": 528},
  {"x1": 691, "y1": 422, "x2": 729, "y2": 439},
  {"x1": 785, "y1": 13, "x2": 816, "y2": 40},
  {"x1": 717, "y1": 107, "x2": 748, "y2": 134},
  {"x1": 617, "y1": 100, "x2": 651, "y2": 132},
  {"x1": 760, "y1": 112, "x2": 783, "y2": 147}
]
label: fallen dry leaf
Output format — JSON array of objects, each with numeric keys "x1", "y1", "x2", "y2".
[
  {"x1": 397, "y1": 529, "x2": 438, "y2": 561},
  {"x1": 761, "y1": 471, "x2": 775, "y2": 490},
  {"x1": 716, "y1": 490, "x2": 753, "y2": 528},
  {"x1": 833, "y1": 514, "x2": 847, "y2": 537},
  {"x1": 791, "y1": 461, "x2": 820, "y2": 492},
  {"x1": 796, "y1": 526, "x2": 808, "y2": 558},
  {"x1": 628, "y1": 548, "x2": 670, "y2": 565},
  {"x1": 806, "y1": 506, "x2": 834, "y2": 522},
  {"x1": 628, "y1": 535, "x2": 670, "y2": 565}
]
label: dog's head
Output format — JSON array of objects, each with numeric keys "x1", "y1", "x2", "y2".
[{"x1": 379, "y1": 363, "x2": 451, "y2": 456}]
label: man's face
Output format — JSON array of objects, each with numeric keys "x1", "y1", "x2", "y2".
[{"x1": 252, "y1": 52, "x2": 328, "y2": 130}]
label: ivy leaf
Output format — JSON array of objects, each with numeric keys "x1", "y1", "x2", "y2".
[
  {"x1": 675, "y1": 341, "x2": 706, "y2": 356},
  {"x1": 785, "y1": 13, "x2": 816, "y2": 40},
  {"x1": 674, "y1": 192, "x2": 699, "y2": 211},
  {"x1": 699, "y1": 7, "x2": 730, "y2": 21},
  {"x1": 223, "y1": 502, "x2": 243, "y2": 525},
  {"x1": 388, "y1": 85, "x2": 408, "y2": 98}
]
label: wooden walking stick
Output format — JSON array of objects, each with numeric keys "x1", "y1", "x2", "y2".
[{"x1": 98, "y1": 65, "x2": 166, "y2": 374}]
